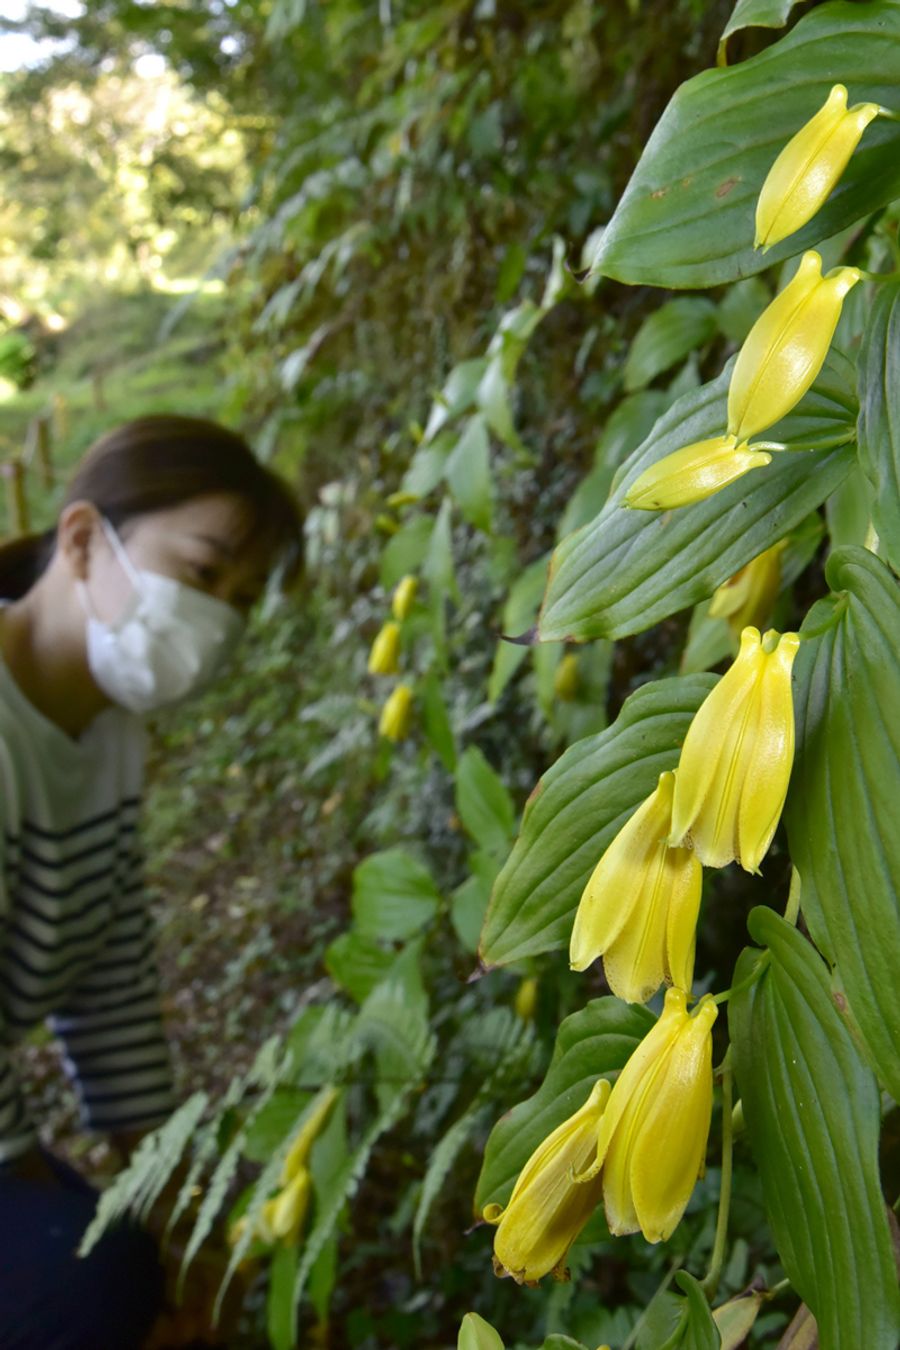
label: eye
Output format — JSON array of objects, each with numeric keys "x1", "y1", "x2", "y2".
[{"x1": 190, "y1": 562, "x2": 219, "y2": 585}]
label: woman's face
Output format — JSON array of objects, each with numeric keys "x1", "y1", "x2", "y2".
[{"x1": 82, "y1": 492, "x2": 273, "y2": 625}]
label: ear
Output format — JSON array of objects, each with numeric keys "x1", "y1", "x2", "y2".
[{"x1": 57, "y1": 500, "x2": 101, "y2": 583}]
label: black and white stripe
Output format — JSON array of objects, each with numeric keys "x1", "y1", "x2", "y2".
[{"x1": 0, "y1": 797, "x2": 176, "y2": 1162}]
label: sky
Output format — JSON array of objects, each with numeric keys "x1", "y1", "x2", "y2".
[{"x1": 0, "y1": 0, "x2": 84, "y2": 73}]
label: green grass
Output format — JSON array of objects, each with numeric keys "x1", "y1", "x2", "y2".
[{"x1": 0, "y1": 282, "x2": 235, "y2": 534}]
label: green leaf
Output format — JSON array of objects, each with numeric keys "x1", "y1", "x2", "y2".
[
  {"x1": 401, "y1": 436, "x2": 452, "y2": 498},
  {"x1": 477, "y1": 357, "x2": 522, "y2": 451},
  {"x1": 456, "y1": 745, "x2": 516, "y2": 854},
  {"x1": 857, "y1": 276, "x2": 900, "y2": 572},
  {"x1": 658, "y1": 1274, "x2": 721, "y2": 1350},
  {"x1": 423, "y1": 358, "x2": 488, "y2": 443},
  {"x1": 351, "y1": 848, "x2": 440, "y2": 942},
  {"x1": 539, "y1": 351, "x2": 856, "y2": 642},
  {"x1": 479, "y1": 674, "x2": 714, "y2": 967},
  {"x1": 423, "y1": 497, "x2": 461, "y2": 604},
  {"x1": 324, "y1": 930, "x2": 395, "y2": 1003},
  {"x1": 786, "y1": 546, "x2": 900, "y2": 1098},
  {"x1": 451, "y1": 871, "x2": 493, "y2": 953},
  {"x1": 380, "y1": 516, "x2": 433, "y2": 589},
  {"x1": 488, "y1": 555, "x2": 549, "y2": 703},
  {"x1": 824, "y1": 461, "x2": 872, "y2": 550},
  {"x1": 715, "y1": 276, "x2": 770, "y2": 344},
  {"x1": 446, "y1": 414, "x2": 494, "y2": 532},
  {"x1": 718, "y1": 0, "x2": 805, "y2": 56},
  {"x1": 354, "y1": 940, "x2": 434, "y2": 1111},
  {"x1": 589, "y1": 1, "x2": 900, "y2": 288},
  {"x1": 474, "y1": 996, "x2": 653, "y2": 1212},
  {"x1": 624, "y1": 298, "x2": 718, "y2": 392},
  {"x1": 422, "y1": 670, "x2": 457, "y2": 771},
  {"x1": 680, "y1": 599, "x2": 734, "y2": 675},
  {"x1": 729, "y1": 908, "x2": 900, "y2": 1350},
  {"x1": 267, "y1": 1243, "x2": 300, "y2": 1350}
]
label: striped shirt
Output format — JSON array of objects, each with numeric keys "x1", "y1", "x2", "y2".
[{"x1": 0, "y1": 650, "x2": 176, "y2": 1163}]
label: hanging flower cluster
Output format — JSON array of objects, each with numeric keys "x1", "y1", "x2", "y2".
[
  {"x1": 625, "y1": 85, "x2": 878, "y2": 514},
  {"x1": 366, "y1": 573, "x2": 418, "y2": 741},
  {"x1": 482, "y1": 91, "x2": 855, "y2": 1284}
]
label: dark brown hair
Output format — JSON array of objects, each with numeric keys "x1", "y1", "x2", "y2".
[{"x1": 0, "y1": 414, "x2": 304, "y2": 600}]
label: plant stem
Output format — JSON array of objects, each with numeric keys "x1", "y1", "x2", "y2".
[
  {"x1": 784, "y1": 867, "x2": 802, "y2": 927},
  {"x1": 701, "y1": 1048, "x2": 734, "y2": 1301},
  {"x1": 713, "y1": 952, "x2": 770, "y2": 1005}
]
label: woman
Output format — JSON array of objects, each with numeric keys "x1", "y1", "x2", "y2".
[{"x1": 0, "y1": 413, "x2": 303, "y2": 1350}]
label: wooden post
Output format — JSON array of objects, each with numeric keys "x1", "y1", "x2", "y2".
[
  {"x1": 52, "y1": 391, "x2": 68, "y2": 444},
  {"x1": 1, "y1": 459, "x2": 30, "y2": 536},
  {"x1": 34, "y1": 415, "x2": 53, "y2": 489}
]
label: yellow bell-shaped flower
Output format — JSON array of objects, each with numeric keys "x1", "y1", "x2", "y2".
[
  {"x1": 624, "y1": 435, "x2": 772, "y2": 511},
  {"x1": 727, "y1": 251, "x2": 860, "y2": 441},
  {"x1": 391, "y1": 574, "x2": 418, "y2": 621},
  {"x1": 575, "y1": 988, "x2": 717, "y2": 1243},
  {"x1": 378, "y1": 682, "x2": 414, "y2": 741},
  {"x1": 569, "y1": 770, "x2": 702, "y2": 1004},
  {"x1": 708, "y1": 540, "x2": 787, "y2": 637},
  {"x1": 554, "y1": 652, "x2": 581, "y2": 701},
  {"x1": 483, "y1": 1078, "x2": 611, "y2": 1283},
  {"x1": 367, "y1": 620, "x2": 401, "y2": 675},
  {"x1": 755, "y1": 85, "x2": 880, "y2": 251},
  {"x1": 513, "y1": 975, "x2": 539, "y2": 1021},
  {"x1": 670, "y1": 626, "x2": 800, "y2": 872},
  {"x1": 262, "y1": 1166, "x2": 312, "y2": 1245}
]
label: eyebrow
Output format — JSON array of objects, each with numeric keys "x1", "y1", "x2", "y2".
[{"x1": 189, "y1": 533, "x2": 236, "y2": 559}]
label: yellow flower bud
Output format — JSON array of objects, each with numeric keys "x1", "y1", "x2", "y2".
[
  {"x1": 513, "y1": 975, "x2": 538, "y2": 1021},
  {"x1": 727, "y1": 250, "x2": 860, "y2": 441},
  {"x1": 391, "y1": 574, "x2": 418, "y2": 621},
  {"x1": 624, "y1": 435, "x2": 771, "y2": 511},
  {"x1": 367, "y1": 620, "x2": 401, "y2": 675},
  {"x1": 483, "y1": 1079, "x2": 611, "y2": 1283},
  {"x1": 378, "y1": 683, "x2": 414, "y2": 741},
  {"x1": 579, "y1": 988, "x2": 717, "y2": 1243},
  {"x1": 670, "y1": 626, "x2": 800, "y2": 872},
  {"x1": 708, "y1": 540, "x2": 787, "y2": 637},
  {"x1": 553, "y1": 652, "x2": 580, "y2": 701},
  {"x1": 458, "y1": 1312, "x2": 505, "y2": 1350},
  {"x1": 281, "y1": 1086, "x2": 340, "y2": 1186},
  {"x1": 755, "y1": 85, "x2": 879, "y2": 251},
  {"x1": 569, "y1": 770, "x2": 702, "y2": 1004}
]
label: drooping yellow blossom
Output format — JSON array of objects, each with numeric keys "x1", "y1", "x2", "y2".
[
  {"x1": 575, "y1": 988, "x2": 717, "y2": 1243},
  {"x1": 483, "y1": 1079, "x2": 611, "y2": 1283},
  {"x1": 367, "y1": 620, "x2": 401, "y2": 675},
  {"x1": 513, "y1": 976, "x2": 539, "y2": 1021},
  {"x1": 569, "y1": 770, "x2": 702, "y2": 1004},
  {"x1": 727, "y1": 251, "x2": 860, "y2": 441},
  {"x1": 755, "y1": 85, "x2": 880, "y2": 251},
  {"x1": 378, "y1": 683, "x2": 414, "y2": 741},
  {"x1": 553, "y1": 652, "x2": 580, "y2": 701},
  {"x1": 708, "y1": 540, "x2": 787, "y2": 637},
  {"x1": 670, "y1": 626, "x2": 800, "y2": 872},
  {"x1": 229, "y1": 1087, "x2": 339, "y2": 1251},
  {"x1": 261, "y1": 1167, "x2": 312, "y2": 1245},
  {"x1": 625, "y1": 435, "x2": 771, "y2": 511},
  {"x1": 391, "y1": 574, "x2": 418, "y2": 621},
  {"x1": 281, "y1": 1085, "x2": 340, "y2": 1186},
  {"x1": 458, "y1": 1312, "x2": 505, "y2": 1350}
]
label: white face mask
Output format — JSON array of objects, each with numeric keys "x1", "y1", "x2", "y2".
[{"x1": 76, "y1": 516, "x2": 246, "y2": 714}]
